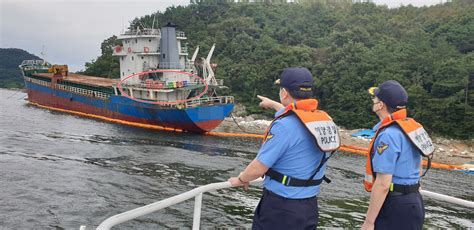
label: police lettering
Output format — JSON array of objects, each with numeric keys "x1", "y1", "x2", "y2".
[{"x1": 321, "y1": 135, "x2": 337, "y2": 144}]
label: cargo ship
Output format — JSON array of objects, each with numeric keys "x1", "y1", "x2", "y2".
[{"x1": 20, "y1": 23, "x2": 234, "y2": 132}]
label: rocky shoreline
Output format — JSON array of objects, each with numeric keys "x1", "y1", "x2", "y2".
[{"x1": 218, "y1": 116, "x2": 473, "y2": 167}]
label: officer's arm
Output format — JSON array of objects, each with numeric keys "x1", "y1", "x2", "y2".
[
  {"x1": 363, "y1": 173, "x2": 392, "y2": 226},
  {"x1": 238, "y1": 159, "x2": 269, "y2": 183},
  {"x1": 257, "y1": 95, "x2": 284, "y2": 111},
  {"x1": 228, "y1": 120, "x2": 288, "y2": 188}
]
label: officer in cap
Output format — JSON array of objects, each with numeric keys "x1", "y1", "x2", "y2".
[
  {"x1": 229, "y1": 67, "x2": 340, "y2": 230},
  {"x1": 362, "y1": 80, "x2": 434, "y2": 230}
]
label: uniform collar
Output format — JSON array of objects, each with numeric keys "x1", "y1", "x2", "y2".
[
  {"x1": 285, "y1": 99, "x2": 319, "y2": 112},
  {"x1": 373, "y1": 121, "x2": 382, "y2": 131},
  {"x1": 381, "y1": 109, "x2": 407, "y2": 126}
]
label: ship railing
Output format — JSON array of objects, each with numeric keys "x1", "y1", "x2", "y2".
[
  {"x1": 122, "y1": 28, "x2": 160, "y2": 36},
  {"x1": 158, "y1": 62, "x2": 190, "y2": 69},
  {"x1": 184, "y1": 96, "x2": 234, "y2": 108},
  {"x1": 20, "y1": 60, "x2": 51, "y2": 70},
  {"x1": 132, "y1": 81, "x2": 202, "y2": 89},
  {"x1": 89, "y1": 178, "x2": 263, "y2": 230},
  {"x1": 180, "y1": 47, "x2": 188, "y2": 54},
  {"x1": 25, "y1": 77, "x2": 109, "y2": 99},
  {"x1": 83, "y1": 179, "x2": 474, "y2": 230},
  {"x1": 24, "y1": 77, "x2": 51, "y2": 87},
  {"x1": 55, "y1": 84, "x2": 109, "y2": 99},
  {"x1": 176, "y1": 31, "x2": 186, "y2": 38},
  {"x1": 20, "y1": 59, "x2": 48, "y2": 66},
  {"x1": 150, "y1": 96, "x2": 234, "y2": 108}
]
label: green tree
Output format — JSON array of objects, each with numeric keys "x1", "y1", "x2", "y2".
[{"x1": 83, "y1": 0, "x2": 474, "y2": 139}]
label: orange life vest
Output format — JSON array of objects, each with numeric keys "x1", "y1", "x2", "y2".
[
  {"x1": 364, "y1": 109, "x2": 435, "y2": 192},
  {"x1": 263, "y1": 99, "x2": 341, "y2": 152},
  {"x1": 263, "y1": 99, "x2": 341, "y2": 187}
]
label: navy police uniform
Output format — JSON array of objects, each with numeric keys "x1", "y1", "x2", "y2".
[
  {"x1": 371, "y1": 122, "x2": 425, "y2": 229},
  {"x1": 253, "y1": 108, "x2": 327, "y2": 230},
  {"x1": 365, "y1": 80, "x2": 433, "y2": 230},
  {"x1": 251, "y1": 67, "x2": 340, "y2": 230}
]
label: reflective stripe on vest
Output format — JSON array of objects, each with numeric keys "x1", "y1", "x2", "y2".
[
  {"x1": 395, "y1": 118, "x2": 435, "y2": 156},
  {"x1": 364, "y1": 109, "x2": 434, "y2": 192}
]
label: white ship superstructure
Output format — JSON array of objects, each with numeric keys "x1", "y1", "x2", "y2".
[{"x1": 112, "y1": 22, "x2": 220, "y2": 103}]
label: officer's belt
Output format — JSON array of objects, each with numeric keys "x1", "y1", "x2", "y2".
[
  {"x1": 265, "y1": 168, "x2": 331, "y2": 187},
  {"x1": 389, "y1": 183, "x2": 420, "y2": 194}
]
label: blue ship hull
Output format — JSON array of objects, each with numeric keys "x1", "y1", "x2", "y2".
[{"x1": 24, "y1": 80, "x2": 234, "y2": 132}]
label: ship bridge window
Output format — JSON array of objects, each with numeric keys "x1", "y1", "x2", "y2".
[
  {"x1": 141, "y1": 57, "x2": 144, "y2": 60},
  {"x1": 132, "y1": 56, "x2": 134, "y2": 61},
  {"x1": 121, "y1": 57, "x2": 124, "y2": 60},
  {"x1": 135, "y1": 39, "x2": 137, "y2": 43},
  {"x1": 149, "y1": 39, "x2": 151, "y2": 42}
]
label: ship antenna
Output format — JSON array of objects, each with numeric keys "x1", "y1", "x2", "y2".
[
  {"x1": 40, "y1": 45, "x2": 46, "y2": 61},
  {"x1": 152, "y1": 13, "x2": 156, "y2": 29}
]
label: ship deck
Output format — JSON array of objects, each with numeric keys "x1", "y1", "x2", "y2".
[{"x1": 33, "y1": 73, "x2": 119, "y2": 88}]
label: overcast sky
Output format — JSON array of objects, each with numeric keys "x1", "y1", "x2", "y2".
[{"x1": 1, "y1": 0, "x2": 445, "y2": 72}]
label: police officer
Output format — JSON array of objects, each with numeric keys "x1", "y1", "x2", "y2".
[
  {"x1": 228, "y1": 67, "x2": 340, "y2": 230},
  {"x1": 362, "y1": 80, "x2": 434, "y2": 230}
]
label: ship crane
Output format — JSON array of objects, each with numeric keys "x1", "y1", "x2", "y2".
[
  {"x1": 190, "y1": 46, "x2": 199, "y2": 65},
  {"x1": 190, "y1": 46, "x2": 200, "y2": 75},
  {"x1": 201, "y1": 44, "x2": 218, "y2": 86}
]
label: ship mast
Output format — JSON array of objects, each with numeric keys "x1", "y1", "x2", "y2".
[{"x1": 202, "y1": 44, "x2": 217, "y2": 86}]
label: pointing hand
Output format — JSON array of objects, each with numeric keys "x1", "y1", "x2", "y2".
[{"x1": 257, "y1": 95, "x2": 283, "y2": 111}]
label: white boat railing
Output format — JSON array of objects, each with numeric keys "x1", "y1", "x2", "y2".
[
  {"x1": 90, "y1": 178, "x2": 263, "y2": 230},
  {"x1": 82, "y1": 178, "x2": 474, "y2": 230},
  {"x1": 420, "y1": 190, "x2": 474, "y2": 208}
]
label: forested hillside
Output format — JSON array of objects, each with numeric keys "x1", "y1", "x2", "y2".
[
  {"x1": 83, "y1": 0, "x2": 474, "y2": 139},
  {"x1": 0, "y1": 48, "x2": 40, "y2": 88}
]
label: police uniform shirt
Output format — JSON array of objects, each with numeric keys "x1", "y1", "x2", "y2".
[
  {"x1": 256, "y1": 108, "x2": 328, "y2": 199},
  {"x1": 372, "y1": 123, "x2": 421, "y2": 185}
]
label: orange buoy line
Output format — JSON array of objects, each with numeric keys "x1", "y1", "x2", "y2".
[
  {"x1": 28, "y1": 102, "x2": 469, "y2": 171},
  {"x1": 207, "y1": 131, "x2": 469, "y2": 171},
  {"x1": 338, "y1": 145, "x2": 468, "y2": 170},
  {"x1": 339, "y1": 145, "x2": 367, "y2": 155},
  {"x1": 204, "y1": 131, "x2": 265, "y2": 139},
  {"x1": 205, "y1": 133, "x2": 469, "y2": 171}
]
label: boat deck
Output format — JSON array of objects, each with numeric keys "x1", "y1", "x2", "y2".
[{"x1": 33, "y1": 73, "x2": 119, "y2": 88}]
